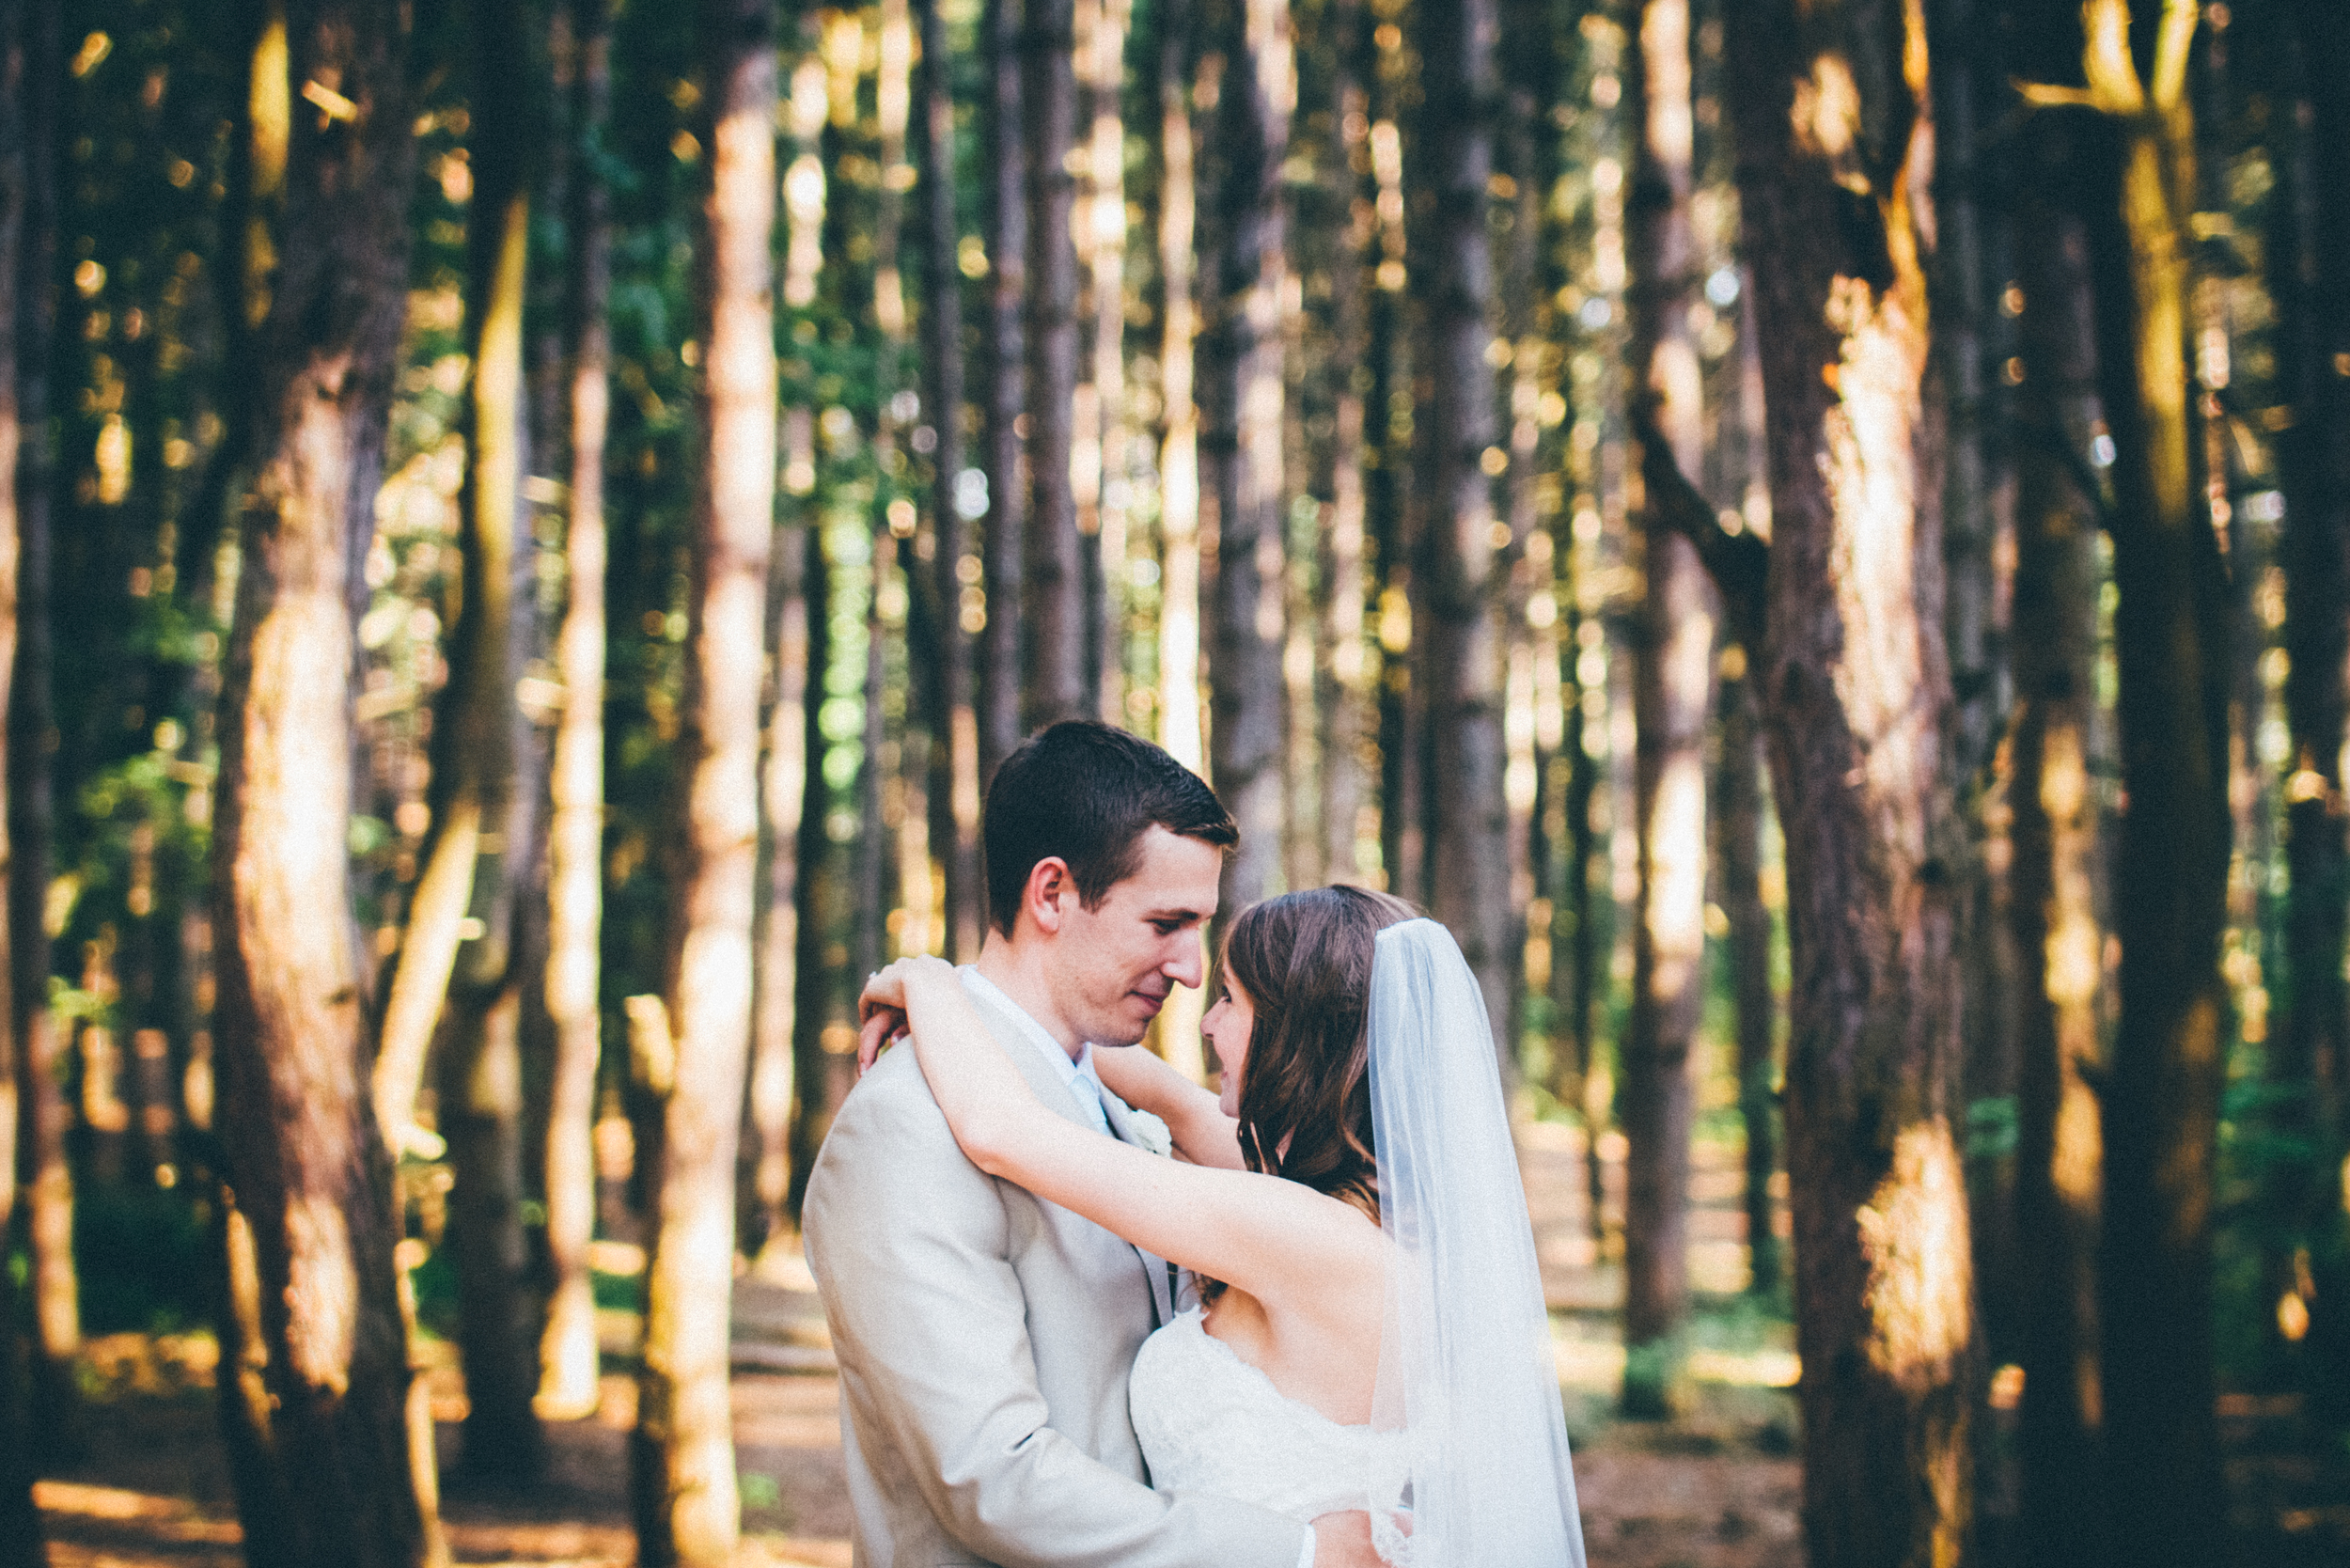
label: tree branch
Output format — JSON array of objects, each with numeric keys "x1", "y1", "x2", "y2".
[{"x1": 1629, "y1": 391, "x2": 1768, "y2": 651}]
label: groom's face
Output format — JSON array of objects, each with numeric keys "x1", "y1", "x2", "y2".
[{"x1": 1047, "y1": 825, "x2": 1224, "y2": 1047}]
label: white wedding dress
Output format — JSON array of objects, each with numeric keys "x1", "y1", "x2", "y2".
[
  {"x1": 1129, "y1": 1306, "x2": 1405, "y2": 1523},
  {"x1": 1131, "y1": 921, "x2": 1585, "y2": 1565}
]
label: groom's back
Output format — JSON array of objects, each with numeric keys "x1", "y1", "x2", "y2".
[{"x1": 804, "y1": 1024, "x2": 1161, "y2": 1567}]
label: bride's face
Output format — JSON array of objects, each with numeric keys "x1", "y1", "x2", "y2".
[{"x1": 1203, "y1": 978, "x2": 1258, "y2": 1119}]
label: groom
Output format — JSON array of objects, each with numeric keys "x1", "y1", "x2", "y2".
[{"x1": 805, "y1": 721, "x2": 1376, "y2": 1568}]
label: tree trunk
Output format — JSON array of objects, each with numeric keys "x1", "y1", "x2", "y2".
[
  {"x1": 2040, "y1": 8, "x2": 2230, "y2": 1562},
  {"x1": 1700, "y1": 0, "x2": 1974, "y2": 1560},
  {"x1": 2274, "y1": 0, "x2": 2349, "y2": 1335},
  {"x1": 1558, "y1": 609, "x2": 1608, "y2": 1245},
  {"x1": 1024, "y1": 0, "x2": 1085, "y2": 725},
  {"x1": 979, "y1": 0, "x2": 1028, "y2": 779},
  {"x1": 2004, "y1": 175, "x2": 2108, "y2": 1568},
  {"x1": 752, "y1": 510, "x2": 808, "y2": 1239},
  {"x1": 630, "y1": 7, "x2": 775, "y2": 1557},
  {"x1": 0, "y1": 3, "x2": 41, "y2": 1552},
  {"x1": 1084, "y1": 0, "x2": 1132, "y2": 726},
  {"x1": 1364, "y1": 25, "x2": 1414, "y2": 908},
  {"x1": 538, "y1": 0, "x2": 612, "y2": 1425},
  {"x1": 1415, "y1": 0, "x2": 1512, "y2": 1058},
  {"x1": 8, "y1": 0, "x2": 73, "y2": 1452},
  {"x1": 208, "y1": 5, "x2": 425, "y2": 1563},
  {"x1": 1716, "y1": 658, "x2": 1778, "y2": 1299},
  {"x1": 1202, "y1": 0, "x2": 1292, "y2": 924},
  {"x1": 784, "y1": 525, "x2": 836, "y2": 1218},
  {"x1": 916, "y1": 0, "x2": 980, "y2": 959},
  {"x1": 1316, "y1": 0, "x2": 1371, "y2": 885},
  {"x1": 1620, "y1": 0, "x2": 1710, "y2": 1419},
  {"x1": 1149, "y1": 13, "x2": 1212, "y2": 1082},
  {"x1": 1932, "y1": 0, "x2": 2017, "y2": 1422},
  {"x1": 1154, "y1": 17, "x2": 1204, "y2": 786},
  {"x1": 430, "y1": 0, "x2": 548, "y2": 1482}
]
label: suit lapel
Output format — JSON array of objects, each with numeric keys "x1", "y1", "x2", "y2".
[{"x1": 1099, "y1": 1090, "x2": 1178, "y2": 1326}]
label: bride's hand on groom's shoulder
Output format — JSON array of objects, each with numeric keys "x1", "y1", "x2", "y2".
[{"x1": 855, "y1": 955, "x2": 955, "y2": 1074}]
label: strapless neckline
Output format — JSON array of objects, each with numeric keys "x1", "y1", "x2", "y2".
[
  {"x1": 1129, "y1": 1306, "x2": 1404, "y2": 1526},
  {"x1": 1187, "y1": 1309, "x2": 1374, "y2": 1432}
]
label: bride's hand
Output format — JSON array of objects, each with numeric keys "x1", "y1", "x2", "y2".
[{"x1": 856, "y1": 955, "x2": 956, "y2": 1074}]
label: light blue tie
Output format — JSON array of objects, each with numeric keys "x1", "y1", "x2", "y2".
[{"x1": 1067, "y1": 1069, "x2": 1114, "y2": 1137}]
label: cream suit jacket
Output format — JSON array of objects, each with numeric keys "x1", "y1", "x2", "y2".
[{"x1": 803, "y1": 979, "x2": 1300, "y2": 1568}]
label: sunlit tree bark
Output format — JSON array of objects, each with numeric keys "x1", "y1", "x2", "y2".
[
  {"x1": 1620, "y1": 0, "x2": 1711, "y2": 1419},
  {"x1": 537, "y1": 0, "x2": 612, "y2": 1424},
  {"x1": 1649, "y1": 0, "x2": 1975, "y2": 1558},
  {"x1": 1200, "y1": 0, "x2": 1292, "y2": 925},
  {"x1": 209, "y1": 4, "x2": 426, "y2": 1563},
  {"x1": 630, "y1": 7, "x2": 775, "y2": 1559},
  {"x1": 2004, "y1": 174, "x2": 2108, "y2": 1568},
  {"x1": 1414, "y1": 0, "x2": 1512, "y2": 1055},
  {"x1": 2016, "y1": 8, "x2": 2228, "y2": 1560}
]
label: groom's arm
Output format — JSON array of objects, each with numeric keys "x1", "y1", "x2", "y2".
[{"x1": 807, "y1": 1056, "x2": 1308, "y2": 1568}]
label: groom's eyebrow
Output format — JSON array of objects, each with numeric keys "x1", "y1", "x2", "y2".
[{"x1": 1142, "y1": 904, "x2": 1208, "y2": 926}]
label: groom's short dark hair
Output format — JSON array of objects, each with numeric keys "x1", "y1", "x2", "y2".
[{"x1": 982, "y1": 720, "x2": 1236, "y2": 936}]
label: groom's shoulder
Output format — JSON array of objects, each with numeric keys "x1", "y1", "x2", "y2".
[{"x1": 824, "y1": 1041, "x2": 949, "y2": 1140}]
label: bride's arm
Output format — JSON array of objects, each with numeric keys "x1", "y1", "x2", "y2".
[
  {"x1": 867, "y1": 958, "x2": 1381, "y2": 1309},
  {"x1": 1091, "y1": 1044, "x2": 1245, "y2": 1170}
]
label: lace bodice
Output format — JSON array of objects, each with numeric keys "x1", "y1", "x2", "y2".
[{"x1": 1129, "y1": 1308, "x2": 1404, "y2": 1524}]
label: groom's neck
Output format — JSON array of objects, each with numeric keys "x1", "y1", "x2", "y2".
[{"x1": 973, "y1": 935, "x2": 1085, "y2": 1059}]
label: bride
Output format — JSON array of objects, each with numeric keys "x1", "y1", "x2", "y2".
[{"x1": 858, "y1": 885, "x2": 1586, "y2": 1566}]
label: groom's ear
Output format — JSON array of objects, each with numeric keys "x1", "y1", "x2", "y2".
[{"x1": 1023, "y1": 856, "x2": 1075, "y2": 935}]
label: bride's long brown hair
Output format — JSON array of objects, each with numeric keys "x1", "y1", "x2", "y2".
[{"x1": 1218, "y1": 885, "x2": 1419, "y2": 1219}]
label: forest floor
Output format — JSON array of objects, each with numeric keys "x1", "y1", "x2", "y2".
[{"x1": 31, "y1": 1122, "x2": 2350, "y2": 1566}]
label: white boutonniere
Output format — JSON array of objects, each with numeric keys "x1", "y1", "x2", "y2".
[{"x1": 1126, "y1": 1108, "x2": 1174, "y2": 1158}]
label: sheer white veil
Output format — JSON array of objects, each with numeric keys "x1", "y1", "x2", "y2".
[{"x1": 1365, "y1": 918, "x2": 1586, "y2": 1566}]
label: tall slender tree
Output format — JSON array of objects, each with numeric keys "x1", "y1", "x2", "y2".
[
  {"x1": 1202, "y1": 0, "x2": 1293, "y2": 924},
  {"x1": 1715, "y1": 650, "x2": 1778, "y2": 1298},
  {"x1": 431, "y1": 0, "x2": 549, "y2": 1482},
  {"x1": 1619, "y1": 0, "x2": 1711, "y2": 1418},
  {"x1": 9, "y1": 0, "x2": 72, "y2": 1450},
  {"x1": 916, "y1": 0, "x2": 980, "y2": 958},
  {"x1": 1315, "y1": 0, "x2": 1372, "y2": 884},
  {"x1": 0, "y1": 2, "x2": 41, "y2": 1555},
  {"x1": 1415, "y1": 0, "x2": 1512, "y2": 1052},
  {"x1": 979, "y1": 0, "x2": 1029, "y2": 778},
  {"x1": 2004, "y1": 174, "x2": 2108, "y2": 1568},
  {"x1": 630, "y1": 2, "x2": 775, "y2": 1558},
  {"x1": 1026, "y1": 0, "x2": 1086, "y2": 722},
  {"x1": 2018, "y1": 7, "x2": 2230, "y2": 1561},
  {"x1": 208, "y1": 3, "x2": 427, "y2": 1562},
  {"x1": 538, "y1": 0, "x2": 613, "y2": 1422},
  {"x1": 2273, "y1": 0, "x2": 2350, "y2": 1356},
  {"x1": 1649, "y1": 0, "x2": 1976, "y2": 1558}
]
